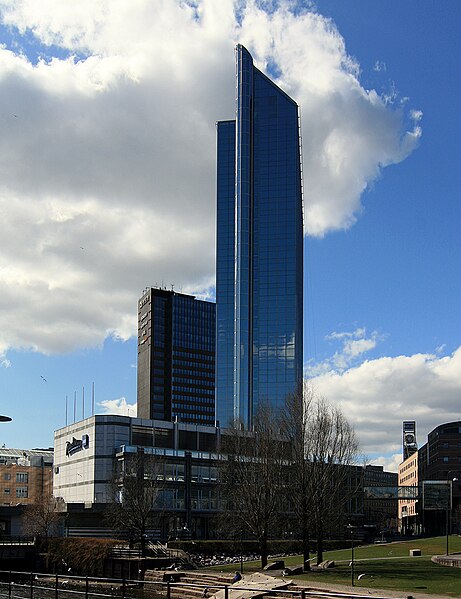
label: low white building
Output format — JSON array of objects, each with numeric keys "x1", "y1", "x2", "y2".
[
  {"x1": 53, "y1": 415, "x2": 221, "y2": 538},
  {"x1": 54, "y1": 415, "x2": 133, "y2": 504}
]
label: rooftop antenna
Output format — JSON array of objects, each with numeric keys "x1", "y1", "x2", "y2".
[
  {"x1": 92, "y1": 382, "x2": 95, "y2": 416},
  {"x1": 73, "y1": 391, "x2": 77, "y2": 423},
  {"x1": 65, "y1": 395, "x2": 68, "y2": 426},
  {"x1": 171, "y1": 283, "x2": 175, "y2": 291},
  {"x1": 82, "y1": 386, "x2": 85, "y2": 419}
]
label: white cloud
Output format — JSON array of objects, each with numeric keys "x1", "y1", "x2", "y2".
[
  {"x1": 1, "y1": 358, "x2": 11, "y2": 368},
  {"x1": 369, "y1": 453, "x2": 401, "y2": 474},
  {"x1": 98, "y1": 396, "x2": 136, "y2": 416},
  {"x1": 309, "y1": 345, "x2": 461, "y2": 458},
  {"x1": 373, "y1": 60, "x2": 386, "y2": 72},
  {"x1": 306, "y1": 328, "x2": 381, "y2": 375},
  {"x1": 0, "y1": 0, "x2": 420, "y2": 354}
]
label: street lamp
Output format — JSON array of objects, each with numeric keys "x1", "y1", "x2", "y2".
[
  {"x1": 445, "y1": 480, "x2": 451, "y2": 556},
  {"x1": 446, "y1": 474, "x2": 459, "y2": 556},
  {"x1": 346, "y1": 524, "x2": 357, "y2": 587}
]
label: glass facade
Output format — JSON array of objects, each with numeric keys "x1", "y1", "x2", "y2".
[
  {"x1": 216, "y1": 45, "x2": 303, "y2": 428},
  {"x1": 216, "y1": 120, "x2": 236, "y2": 428},
  {"x1": 137, "y1": 288, "x2": 216, "y2": 425}
]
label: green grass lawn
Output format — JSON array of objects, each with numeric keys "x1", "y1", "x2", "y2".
[{"x1": 211, "y1": 536, "x2": 461, "y2": 596}]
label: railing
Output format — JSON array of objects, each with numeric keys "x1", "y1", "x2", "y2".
[
  {"x1": 108, "y1": 542, "x2": 185, "y2": 561},
  {"x1": 146, "y1": 543, "x2": 185, "y2": 560},
  {"x1": 0, "y1": 572, "x2": 142, "y2": 599},
  {"x1": 147, "y1": 541, "x2": 167, "y2": 557},
  {"x1": 0, "y1": 537, "x2": 35, "y2": 546},
  {"x1": 110, "y1": 548, "x2": 142, "y2": 559},
  {"x1": 0, "y1": 570, "x2": 406, "y2": 599}
]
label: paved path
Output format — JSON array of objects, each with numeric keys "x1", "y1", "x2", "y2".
[
  {"x1": 293, "y1": 578, "x2": 453, "y2": 599},
  {"x1": 209, "y1": 572, "x2": 292, "y2": 598}
]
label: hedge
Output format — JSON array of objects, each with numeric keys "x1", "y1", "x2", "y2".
[
  {"x1": 168, "y1": 538, "x2": 353, "y2": 555},
  {"x1": 46, "y1": 538, "x2": 118, "y2": 576}
]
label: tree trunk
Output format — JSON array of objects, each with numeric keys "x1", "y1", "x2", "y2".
[
  {"x1": 302, "y1": 527, "x2": 310, "y2": 571},
  {"x1": 140, "y1": 529, "x2": 147, "y2": 558},
  {"x1": 316, "y1": 532, "x2": 323, "y2": 566},
  {"x1": 260, "y1": 535, "x2": 268, "y2": 568}
]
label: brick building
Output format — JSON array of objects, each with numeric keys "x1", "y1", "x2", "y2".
[
  {"x1": 0, "y1": 448, "x2": 53, "y2": 506},
  {"x1": 0, "y1": 448, "x2": 54, "y2": 535}
]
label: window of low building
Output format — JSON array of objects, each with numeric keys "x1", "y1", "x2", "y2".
[{"x1": 16, "y1": 487, "x2": 28, "y2": 498}]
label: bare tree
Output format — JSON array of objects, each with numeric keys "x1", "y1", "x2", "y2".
[
  {"x1": 106, "y1": 449, "x2": 163, "y2": 558},
  {"x1": 282, "y1": 382, "x2": 360, "y2": 566},
  {"x1": 219, "y1": 405, "x2": 288, "y2": 568},
  {"x1": 280, "y1": 382, "x2": 313, "y2": 570},
  {"x1": 22, "y1": 493, "x2": 64, "y2": 549}
]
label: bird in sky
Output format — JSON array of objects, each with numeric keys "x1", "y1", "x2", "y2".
[{"x1": 40, "y1": 375, "x2": 47, "y2": 382}]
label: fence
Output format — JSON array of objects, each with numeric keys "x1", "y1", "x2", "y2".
[{"x1": 0, "y1": 570, "x2": 404, "y2": 599}]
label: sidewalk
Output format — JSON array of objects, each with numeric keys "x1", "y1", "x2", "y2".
[{"x1": 294, "y1": 578, "x2": 448, "y2": 599}]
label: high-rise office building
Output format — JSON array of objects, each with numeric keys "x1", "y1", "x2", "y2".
[
  {"x1": 137, "y1": 288, "x2": 215, "y2": 425},
  {"x1": 216, "y1": 45, "x2": 304, "y2": 428}
]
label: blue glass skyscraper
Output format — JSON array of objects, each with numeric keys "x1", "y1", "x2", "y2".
[{"x1": 216, "y1": 45, "x2": 303, "y2": 428}]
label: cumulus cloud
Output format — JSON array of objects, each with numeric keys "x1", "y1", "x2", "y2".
[
  {"x1": 236, "y1": 3, "x2": 421, "y2": 236},
  {"x1": 370, "y1": 453, "x2": 402, "y2": 473},
  {"x1": 0, "y1": 0, "x2": 420, "y2": 355},
  {"x1": 306, "y1": 328, "x2": 382, "y2": 375},
  {"x1": 98, "y1": 396, "x2": 136, "y2": 416},
  {"x1": 309, "y1": 345, "x2": 461, "y2": 460}
]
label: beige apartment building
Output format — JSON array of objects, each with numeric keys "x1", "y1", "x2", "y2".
[{"x1": 398, "y1": 450, "x2": 420, "y2": 534}]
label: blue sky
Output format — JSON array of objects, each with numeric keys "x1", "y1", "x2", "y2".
[{"x1": 0, "y1": 0, "x2": 460, "y2": 470}]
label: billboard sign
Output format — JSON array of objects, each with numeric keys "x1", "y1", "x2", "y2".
[{"x1": 422, "y1": 480, "x2": 451, "y2": 510}]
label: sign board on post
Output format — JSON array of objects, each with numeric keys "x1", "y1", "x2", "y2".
[{"x1": 422, "y1": 480, "x2": 451, "y2": 510}]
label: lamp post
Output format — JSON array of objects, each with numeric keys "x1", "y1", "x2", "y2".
[
  {"x1": 446, "y1": 474, "x2": 459, "y2": 556},
  {"x1": 346, "y1": 524, "x2": 357, "y2": 587},
  {"x1": 445, "y1": 482, "x2": 450, "y2": 556},
  {"x1": 240, "y1": 526, "x2": 244, "y2": 574}
]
